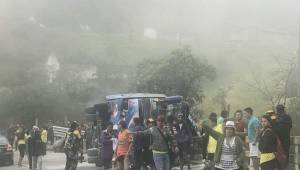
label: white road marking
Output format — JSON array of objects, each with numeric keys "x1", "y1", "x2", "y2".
[{"x1": 46, "y1": 163, "x2": 95, "y2": 170}]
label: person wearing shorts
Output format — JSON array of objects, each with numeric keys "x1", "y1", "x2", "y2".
[{"x1": 244, "y1": 107, "x2": 260, "y2": 170}]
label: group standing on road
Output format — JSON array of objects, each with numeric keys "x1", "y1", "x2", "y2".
[
  {"x1": 6, "y1": 103, "x2": 293, "y2": 170},
  {"x1": 93, "y1": 104, "x2": 292, "y2": 170},
  {"x1": 6, "y1": 124, "x2": 47, "y2": 170}
]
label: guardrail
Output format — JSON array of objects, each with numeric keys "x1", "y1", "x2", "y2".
[
  {"x1": 290, "y1": 136, "x2": 300, "y2": 170},
  {"x1": 53, "y1": 126, "x2": 69, "y2": 139},
  {"x1": 53, "y1": 126, "x2": 86, "y2": 138},
  {"x1": 52, "y1": 126, "x2": 86, "y2": 152}
]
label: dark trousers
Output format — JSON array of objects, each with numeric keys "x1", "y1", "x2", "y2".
[
  {"x1": 65, "y1": 158, "x2": 78, "y2": 170},
  {"x1": 207, "y1": 153, "x2": 214, "y2": 162},
  {"x1": 261, "y1": 159, "x2": 277, "y2": 170},
  {"x1": 143, "y1": 148, "x2": 155, "y2": 168},
  {"x1": 276, "y1": 160, "x2": 288, "y2": 170},
  {"x1": 15, "y1": 141, "x2": 18, "y2": 151},
  {"x1": 18, "y1": 144, "x2": 26, "y2": 158},
  {"x1": 178, "y1": 145, "x2": 191, "y2": 170},
  {"x1": 42, "y1": 143, "x2": 47, "y2": 155},
  {"x1": 102, "y1": 158, "x2": 112, "y2": 170},
  {"x1": 133, "y1": 149, "x2": 143, "y2": 170},
  {"x1": 276, "y1": 146, "x2": 290, "y2": 170},
  {"x1": 28, "y1": 153, "x2": 32, "y2": 169},
  {"x1": 49, "y1": 134, "x2": 54, "y2": 145},
  {"x1": 8, "y1": 137, "x2": 14, "y2": 146}
]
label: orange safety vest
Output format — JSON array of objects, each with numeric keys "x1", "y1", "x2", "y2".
[{"x1": 117, "y1": 129, "x2": 131, "y2": 157}]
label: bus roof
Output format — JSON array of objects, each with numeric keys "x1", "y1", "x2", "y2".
[{"x1": 106, "y1": 93, "x2": 166, "y2": 100}]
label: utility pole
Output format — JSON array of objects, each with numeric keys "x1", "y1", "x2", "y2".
[
  {"x1": 296, "y1": 20, "x2": 300, "y2": 170},
  {"x1": 298, "y1": 20, "x2": 300, "y2": 97},
  {"x1": 35, "y1": 114, "x2": 39, "y2": 127}
]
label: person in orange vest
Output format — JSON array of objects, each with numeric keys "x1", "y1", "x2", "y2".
[{"x1": 113, "y1": 120, "x2": 132, "y2": 170}]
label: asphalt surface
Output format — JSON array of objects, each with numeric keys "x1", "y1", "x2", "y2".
[
  {"x1": 0, "y1": 151, "x2": 205, "y2": 170},
  {"x1": 0, "y1": 151, "x2": 96, "y2": 170}
]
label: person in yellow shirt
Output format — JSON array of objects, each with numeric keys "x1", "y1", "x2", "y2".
[
  {"x1": 41, "y1": 126, "x2": 48, "y2": 156},
  {"x1": 16, "y1": 128, "x2": 26, "y2": 166},
  {"x1": 207, "y1": 114, "x2": 223, "y2": 161}
]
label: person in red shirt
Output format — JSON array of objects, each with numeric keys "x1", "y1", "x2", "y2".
[
  {"x1": 234, "y1": 110, "x2": 246, "y2": 142},
  {"x1": 114, "y1": 120, "x2": 132, "y2": 170}
]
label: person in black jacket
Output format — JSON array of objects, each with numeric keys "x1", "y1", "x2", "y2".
[
  {"x1": 273, "y1": 104, "x2": 292, "y2": 170},
  {"x1": 258, "y1": 115, "x2": 277, "y2": 170},
  {"x1": 173, "y1": 113, "x2": 192, "y2": 170},
  {"x1": 30, "y1": 126, "x2": 44, "y2": 170},
  {"x1": 100, "y1": 122, "x2": 114, "y2": 170},
  {"x1": 130, "y1": 117, "x2": 145, "y2": 170},
  {"x1": 26, "y1": 130, "x2": 33, "y2": 170},
  {"x1": 142, "y1": 118, "x2": 156, "y2": 170}
]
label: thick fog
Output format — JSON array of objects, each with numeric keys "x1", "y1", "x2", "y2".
[{"x1": 0, "y1": 0, "x2": 300, "y2": 126}]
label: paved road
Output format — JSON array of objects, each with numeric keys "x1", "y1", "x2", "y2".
[
  {"x1": 0, "y1": 151, "x2": 205, "y2": 170},
  {"x1": 0, "y1": 151, "x2": 97, "y2": 170}
]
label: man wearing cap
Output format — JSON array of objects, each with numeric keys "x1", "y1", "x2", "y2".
[
  {"x1": 142, "y1": 118, "x2": 156, "y2": 170},
  {"x1": 134, "y1": 115, "x2": 176, "y2": 170},
  {"x1": 203, "y1": 121, "x2": 244, "y2": 170}
]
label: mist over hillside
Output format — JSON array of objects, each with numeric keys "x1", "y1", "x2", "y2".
[{"x1": 0, "y1": 0, "x2": 300, "y2": 125}]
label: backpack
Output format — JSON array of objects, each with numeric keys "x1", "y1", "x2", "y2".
[{"x1": 64, "y1": 132, "x2": 78, "y2": 160}]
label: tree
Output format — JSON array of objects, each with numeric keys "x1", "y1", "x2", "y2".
[
  {"x1": 0, "y1": 62, "x2": 96, "y2": 127},
  {"x1": 133, "y1": 47, "x2": 216, "y2": 106},
  {"x1": 243, "y1": 57, "x2": 297, "y2": 109},
  {"x1": 212, "y1": 87, "x2": 232, "y2": 112}
]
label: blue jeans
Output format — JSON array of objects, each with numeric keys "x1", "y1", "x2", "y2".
[{"x1": 153, "y1": 152, "x2": 170, "y2": 170}]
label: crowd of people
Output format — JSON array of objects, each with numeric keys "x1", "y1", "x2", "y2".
[
  {"x1": 96, "y1": 104, "x2": 292, "y2": 170},
  {"x1": 5, "y1": 103, "x2": 292, "y2": 170},
  {"x1": 6, "y1": 124, "x2": 48, "y2": 170},
  {"x1": 5, "y1": 121, "x2": 85, "y2": 170},
  {"x1": 99, "y1": 113, "x2": 193, "y2": 170},
  {"x1": 201, "y1": 105, "x2": 292, "y2": 170}
]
